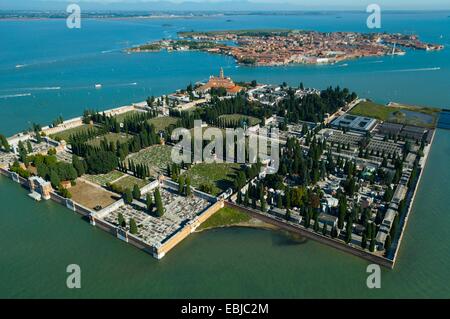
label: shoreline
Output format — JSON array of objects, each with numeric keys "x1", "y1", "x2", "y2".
[{"x1": 195, "y1": 217, "x2": 279, "y2": 233}]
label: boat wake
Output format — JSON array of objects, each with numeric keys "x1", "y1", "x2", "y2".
[
  {"x1": 383, "y1": 67, "x2": 441, "y2": 73},
  {"x1": 0, "y1": 93, "x2": 32, "y2": 99}
]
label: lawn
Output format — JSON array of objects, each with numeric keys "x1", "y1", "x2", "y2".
[
  {"x1": 50, "y1": 124, "x2": 100, "y2": 142},
  {"x1": 113, "y1": 110, "x2": 139, "y2": 123},
  {"x1": 350, "y1": 101, "x2": 440, "y2": 128},
  {"x1": 197, "y1": 207, "x2": 250, "y2": 231},
  {"x1": 183, "y1": 162, "x2": 242, "y2": 196},
  {"x1": 70, "y1": 179, "x2": 119, "y2": 209},
  {"x1": 218, "y1": 114, "x2": 261, "y2": 126},
  {"x1": 83, "y1": 170, "x2": 124, "y2": 186},
  {"x1": 349, "y1": 101, "x2": 392, "y2": 120},
  {"x1": 86, "y1": 132, "x2": 133, "y2": 147},
  {"x1": 111, "y1": 174, "x2": 147, "y2": 191},
  {"x1": 147, "y1": 116, "x2": 179, "y2": 131},
  {"x1": 126, "y1": 144, "x2": 173, "y2": 177}
]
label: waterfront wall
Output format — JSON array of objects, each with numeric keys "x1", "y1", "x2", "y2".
[
  {"x1": 225, "y1": 201, "x2": 394, "y2": 269},
  {"x1": 155, "y1": 199, "x2": 224, "y2": 258},
  {"x1": 389, "y1": 129, "x2": 436, "y2": 267},
  {"x1": 41, "y1": 104, "x2": 136, "y2": 137},
  {"x1": 42, "y1": 117, "x2": 83, "y2": 136}
]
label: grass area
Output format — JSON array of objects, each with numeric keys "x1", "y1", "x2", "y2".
[
  {"x1": 350, "y1": 101, "x2": 440, "y2": 128},
  {"x1": 183, "y1": 162, "x2": 241, "y2": 196},
  {"x1": 218, "y1": 114, "x2": 261, "y2": 126},
  {"x1": 50, "y1": 124, "x2": 99, "y2": 142},
  {"x1": 126, "y1": 144, "x2": 173, "y2": 177},
  {"x1": 86, "y1": 132, "x2": 133, "y2": 147},
  {"x1": 111, "y1": 174, "x2": 147, "y2": 191},
  {"x1": 83, "y1": 170, "x2": 124, "y2": 186},
  {"x1": 197, "y1": 207, "x2": 251, "y2": 231},
  {"x1": 147, "y1": 116, "x2": 179, "y2": 131},
  {"x1": 349, "y1": 101, "x2": 392, "y2": 120},
  {"x1": 112, "y1": 110, "x2": 139, "y2": 123},
  {"x1": 70, "y1": 179, "x2": 119, "y2": 209}
]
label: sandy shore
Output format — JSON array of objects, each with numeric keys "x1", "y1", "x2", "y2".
[{"x1": 195, "y1": 217, "x2": 279, "y2": 233}]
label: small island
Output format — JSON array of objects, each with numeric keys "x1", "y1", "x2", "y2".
[
  {"x1": 127, "y1": 29, "x2": 444, "y2": 66},
  {"x1": 0, "y1": 69, "x2": 443, "y2": 267}
]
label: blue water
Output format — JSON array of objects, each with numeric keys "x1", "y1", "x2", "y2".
[
  {"x1": 0, "y1": 12, "x2": 449, "y2": 135},
  {"x1": 1, "y1": 11, "x2": 450, "y2": 298}
]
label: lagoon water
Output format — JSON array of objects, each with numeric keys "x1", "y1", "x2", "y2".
[{"x1": 1, "y1": 12, "x2": 450, "y2": 298}]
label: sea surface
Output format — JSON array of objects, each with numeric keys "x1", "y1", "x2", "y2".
[{"x1": 0, "y1": 12, "x2": 449, "y2": 298}]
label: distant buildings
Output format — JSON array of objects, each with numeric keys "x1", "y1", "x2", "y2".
[
  {"x1": 196, "y1": 68, "x2": 243, "y2": 96},
  {"x1": 331, "y1": 114, "x2": 378, "y2": 132}
]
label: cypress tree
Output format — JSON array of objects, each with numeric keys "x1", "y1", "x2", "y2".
[
  {"x1": 314, "y1": 215, "x2": 320, "y2": 232},
  {"x1": 322, "y1": 222, "x2": 327, "y2": 236},
  {"x1": 124, "y1": 189, "x2": 133, "y2": 204},
  {"x1": 369, "y1": 238, "x2": 376, "y2": 252},
  {"x1": 244, "y1": 191, "x2": 249, "y2": 206},
  {"x1": 331, "y1": 226, "x2": 338, "y2": 238},
  {"x1": 146, "y1": 193, "x2": 153, "y2": 211},
  {"x1": 361, "y1": 233, "x2": 367, "y2": 249},
  {"x1": 178, "y1": 176, "x2": 185, "y2": 196},
  {"x1": 185, "y1": 176, "x2": 191, "y2": 196},
  {"x1": 132, "y1": 184, "x2": 141, "y2": 200},
  {"x1": 252, "y1": 197, "x2": 257, "y2": 209},
  {"x1": 277, "y1": 194, "x2": 283, "y2": 209},
  {"x1": 154, "y1": 188, "x2": 164, "y2": 217},
  {"x1": 26, "y1": 140, "x2": 33, "y2": 153},
  {"x1": 384, "y1": 235, "x2": 392, "y2": 251},
  {"x1": 118, "y1": 213, "x2": 126, "y2": 227},
  {"x1": 129, "y1": 218, "x2": 138, "y2": 234},
  {"x1": 237, "y1": 191, "x2": 242, "y2": 204}
]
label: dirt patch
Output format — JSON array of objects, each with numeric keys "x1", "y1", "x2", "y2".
[{"x1": 70, "y1": 179, "x2": 120, "y2": 209}]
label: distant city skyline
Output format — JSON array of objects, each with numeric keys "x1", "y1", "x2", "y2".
[{"x1": 2, "y1": 0, "x2": 450, "y2": 11}]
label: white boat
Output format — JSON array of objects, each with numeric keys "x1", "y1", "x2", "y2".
[{"x1": 95, "y1": 84, "x2": 102, "y2": 89}]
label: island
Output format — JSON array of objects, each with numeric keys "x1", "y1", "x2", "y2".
[
  {"x1": 0, "y1": 68, "x2": 443, "y2": 267},
  {"x1": 127, "y1": 29, "x2": 444, "y2": 65}
]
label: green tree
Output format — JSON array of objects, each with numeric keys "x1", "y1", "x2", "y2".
[
  {"x1": 369, "y1": 238, "x2": 376, "y2": 252},
  {"x1": 178, "y1": 176, "x2": 185, "y2": 196},
  {"x1": 146, "y1": 193, "x2": 153, "y2": 211},
  {"x1": 118, "y1": 213, "x2": 126, "y2": 227},
  {"x1": 72, "y1": 155, "x2": 85, "y2": 176},
  {"x1": 361, "y1": 233, "x2": 367, "y2": 249},
  {"x1": 0, "y1": 134, "x2": 11, "y2": 152},
  {"x1": 124, "y1": 189, "x2": 133, "y2": 204},
  {"x1": 252, "y1": 197, "x2": 257, "y2": 209},
  {"x1": 154, "y1": 188, "x2": 164, "y2": 217},
  {"x1": 384, "y1": 235, "x2": 392, "y2": 251},
  {"x1": 244, "y1": 191, "x2": 249, "y2": 206},
  {"x1": 58, "y1": 185, "x2": 72, "y2": 199},
  {"x1": 185, "y1": 176, "x2": 192, "y2": 196},
  {"x1": 26, "y1": 140, "x2": 33, "y2": 153},
  {"x1": 85, "y1": 150, "x2": 118, "y2": 174},
  {"x1": 236, "y1": 191, "x2": 242, "y2": 204},
  {"x1": 129, "y1": 218, "x2": 138, "y2": 234},
  {"x1": 331, "y1": 226, "x2": 338, "y2": 239},
  {"x1": 322, "y1": 222, "x2": 327, "y2": 236},
  {"x1": 277, "y1": 194, "x2": 283, "y2": 209},
  {"x1": 50, "y1": 171, "x2": 60, "y2": 188},
  {"x1": 314, "y1": 215, "x2": 320, "y2": 232},
  {"x1": 132, "y1": 184, "x2": 141, "y2": 200}
]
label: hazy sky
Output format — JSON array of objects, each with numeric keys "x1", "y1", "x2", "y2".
[{"x1": 2, "y1": 0, "x2": 450, "y2": 10}]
